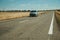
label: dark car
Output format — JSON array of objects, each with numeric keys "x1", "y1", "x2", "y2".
[{"x1": 30, "y1": 10, "x2": 38, "y2": 17}]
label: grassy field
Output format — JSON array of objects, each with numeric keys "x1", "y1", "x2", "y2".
[
  {"x1": 0, "y1": 12, "x2": 30, "y2": 20},
  {"x1": 0, "y1": 11, "x2": 46, "y2": 21},
  {"x1": 55, "y1": 11, "x2": 60, "y2": 25}
]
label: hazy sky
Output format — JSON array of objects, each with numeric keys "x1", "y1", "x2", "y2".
[{"x1": 0, "y1": 0, "x2": 60, "y2": 10}]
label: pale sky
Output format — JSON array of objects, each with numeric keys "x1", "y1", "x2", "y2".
[{"x1": 0, "y1": 0, "x2": 60, "y2": 10}]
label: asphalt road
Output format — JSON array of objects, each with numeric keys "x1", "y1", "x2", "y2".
[{"x1": 0, "y1": 11, "x2": 53, "y2": 40}]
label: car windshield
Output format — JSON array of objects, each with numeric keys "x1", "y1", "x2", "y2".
[{"x1": 31, "y1": 11, "x2": 36, "y2": 12}]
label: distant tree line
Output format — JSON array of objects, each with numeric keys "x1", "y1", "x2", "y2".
[
  {"x1": 0, "y1": 9, "x2": 58, "y2": 12},
  {"x1": 0, "y1": 10, "x2": 42, "y2": 12},
  {"x1": 0, "y1": 10, "x2": 31, "y2": 12}
]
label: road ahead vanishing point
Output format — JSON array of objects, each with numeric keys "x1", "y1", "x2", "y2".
[{"x1": 0, "y1": 11, "x2": 54, "y2": 40}]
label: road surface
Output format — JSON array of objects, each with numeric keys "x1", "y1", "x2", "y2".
[{"x1": 0, "y1": 11, "x2": 53, "y2": 40}]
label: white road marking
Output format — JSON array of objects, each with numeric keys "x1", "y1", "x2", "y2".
[
  {"x1": 48, "y1": 12, "x2": 54, "y2": 40},
  {"x1": 19, "y1": 20, "x2": 29, "y2": 23},
  {"x1": 48, "y1": 13, "x2": 54, "y2": 34}
]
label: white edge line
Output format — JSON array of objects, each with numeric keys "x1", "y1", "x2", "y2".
[{"x1": 48, "y1": 13, "x2": 54, "y2": 35}]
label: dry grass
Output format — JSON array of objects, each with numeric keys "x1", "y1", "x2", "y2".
[
  {"x1": 38, "y1": 12, "x2": 44, "y2": 14},
  {"x1": 0, "y1": 11, "x2": 49, "y2": 21},
  {"x1": 55, "y1": 11, "x2": 60, "y2": 24},
  {"x1": 0, "y1": 12, "x2": 30, "y2": 20}
]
